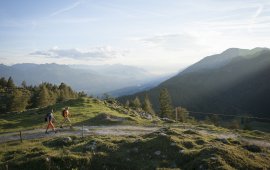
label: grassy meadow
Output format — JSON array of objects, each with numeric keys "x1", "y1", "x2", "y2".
[{"x1": 0, "y1": 97, "x2": 157, "y2": 133}]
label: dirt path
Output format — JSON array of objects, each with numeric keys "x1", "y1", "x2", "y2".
[
  {"x1": 0, "y1": 125, "x2": 159, "y2": 143},
  {"x1": 1, "y1": 125, "x2": 269, "y2": 149}
]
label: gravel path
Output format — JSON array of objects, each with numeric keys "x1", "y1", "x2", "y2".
[
  {"x1": 1, "y1": 125, "x2": 269, "y2": 149},
  {"x1": 0, "y1": 125, "x2": 159, "y2": 143}
]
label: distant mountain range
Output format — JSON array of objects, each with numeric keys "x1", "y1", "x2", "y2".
[
  {"x1": 107, "y1": 73, "x2": 174, "y2": 97},
  {"x1": 119, "y1": 47, "x2": 270, "y2": 118},
  {"x1": 0, "y1": 63, "x2": 171, "y2": 96}
]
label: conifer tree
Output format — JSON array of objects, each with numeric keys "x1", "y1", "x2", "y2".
[
  {"x1": 0, "y1": 77, "x2": 79, "y2": 113},
  {"x1": 133, "y1": 96, "x2": 141, "y2": 108},
  {"x1": 21, "y1": 80, "x2": 27, "y2": 88},
  {"x1": 36, "y1": 85, "x2": 50, "y2": 107},
  {"x1": 159, "y1": 88, "x2": 173, "y2": 118},
  {"x1": 176, "y1": 107, "x2": 189, "y2": 122},
  {"x1": 7, "y1": 77, "x2": 15, "y2": 88},
  {"x1": 125, "y1": 100, "x2": 130, "y2": 107},
  {"x1": 0, "y1": 77, "x2": 7, "y2": 88},
  {"x1": 142, "y1": 94, "x2": 155, "y2": 115},
  {"x1": 9, "y1": 88, "x2": 30, "y2": 112}
]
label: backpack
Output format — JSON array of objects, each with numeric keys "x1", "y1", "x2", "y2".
[
  {"x1": 44, "y1": 112, "x2": 50, "y2": 122},
  {"x1": 62, "y1": 110, "x2": 66, "y2": 117}
]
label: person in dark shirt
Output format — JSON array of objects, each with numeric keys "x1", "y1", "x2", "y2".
[{"x1": 45, "y1": 109, "x2": 57, "y2": 134}]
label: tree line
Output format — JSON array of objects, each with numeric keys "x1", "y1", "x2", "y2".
[
  {"x1": 125, "y1": 88, "x2": 190, "y2": 122},
  {"x1": 0, "y1": 76, "x2": 85, "y2": 113}
]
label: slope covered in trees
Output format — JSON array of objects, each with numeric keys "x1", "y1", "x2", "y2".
[
  {"x1": 119, "y1": 48, "x2": 270, "y2": 119},
  {"x1": 0, "y1": 77, "x2": 81, "y2": 113}
]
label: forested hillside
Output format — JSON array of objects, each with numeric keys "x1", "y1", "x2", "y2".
[
  {"x1": 0, "y1": 77, "x2": 82, "y2": 113},
  {"x1": 119, "y1": 48, "x2": 270, "y2": 119}
]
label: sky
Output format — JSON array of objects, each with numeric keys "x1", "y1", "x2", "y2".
[{"x1": 0, "y1": 0, "x2": 270, "y2": 74}]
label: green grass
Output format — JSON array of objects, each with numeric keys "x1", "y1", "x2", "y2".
[
  {"x1": 1, "y1": 97, "x2": 270, "y2": 169},
  {"x1": 0, "y1": 97, "x2": 157, "y2": 133},
  {"x1": 0, "y1": 126, "x2": 269, "y2": 170}
]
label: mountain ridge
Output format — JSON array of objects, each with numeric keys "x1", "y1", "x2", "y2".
[
  {"x1": 0, "y1": 63, "x2": 167, "y2": 95},
  {"x1": 119, "y1": 47, "x2": 270, "y2": 119}
]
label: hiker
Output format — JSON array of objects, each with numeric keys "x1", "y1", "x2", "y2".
[
  {"x1": 60, "y1": 107, "x2": 72, "y2": 128},
  {"x1": 45, "y1": 109, "x2": 57, "y2": 134}
]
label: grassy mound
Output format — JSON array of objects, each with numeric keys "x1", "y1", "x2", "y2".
[
  {"x1": 1, "y1": 126, "x2": 269, "y2": 170},
  {"x1": 0, "y1": 97, "x2": 158, "y2": 133}
]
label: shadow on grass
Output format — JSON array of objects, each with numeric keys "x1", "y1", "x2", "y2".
[
  {"x1": 74, "y1": 133, "x2": 184, "y2": 170},
  {"x1": 73, "y1": 113, "x2": 136, "y2": 126}
]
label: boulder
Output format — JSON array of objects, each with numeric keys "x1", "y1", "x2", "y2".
[
  {"x1": 62, "y1": 137, "x2": 72, "y2": 144},
  {"x1": 243, "y1": 144, "x2": 262, "y2": 153},
  {"x1": 179, "y1": 149, "x2": 185, "y2": 154},
  {"x1": 154, "y1": 150, "x2": 161, "y2": 156},
  {"x1": 160, "y1": 117, "x2": 176, "y2": 123}
]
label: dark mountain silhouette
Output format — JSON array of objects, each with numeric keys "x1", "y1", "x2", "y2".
[{"x1": 119, "y1": 48, "x2": 270, "y2": 118}]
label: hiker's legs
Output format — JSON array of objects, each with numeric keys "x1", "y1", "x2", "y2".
[
  {"x1": 61, "y1": 117, "x2": 72, "y2": 127},
  {"x1": 46, "y1": 121, "x2": 55, "y2": 132},
  {"x1": 66, "y1": 117, "x2": 72, "y2": 127},
  {"x1": 50, "y1": 122, "x2": 55, "y2": 131},
  {"x1": 60, "y1": 118, "x2": 67, "y2": 127}
]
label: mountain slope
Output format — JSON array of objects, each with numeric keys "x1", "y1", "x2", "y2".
[{"x1": 119, "y1": 48, "x2": 270, "y2": 118}]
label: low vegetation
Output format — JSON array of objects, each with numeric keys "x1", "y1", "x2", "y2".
[
  {"x1": 0, "y1": 126, "x2": 269, "y2": 170},
  {"x1": 0, "y1": 97, "x2": 158, "y2": 133},
  {"x1": 1, "y1": 93, "x2": 269, "y2": 169}
]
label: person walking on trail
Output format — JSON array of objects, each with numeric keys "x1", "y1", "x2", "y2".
[
  {"x1": 45, "y1": 109, "x2": 57, "y2": 134},
  {"x1": 60, "y1": 107, "x2": 72, "y2": 128}
]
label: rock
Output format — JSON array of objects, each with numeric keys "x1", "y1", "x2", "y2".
[
  {"x1": 216, "y1": 138, "x2": 229, "y2": 144},
  {"x1": 183, "y1": 141, "x2": 194, "y2": 149},
  {"x1": 160, "y1": 133, "x2": 167, "y2": 136},
  {"x1": 62, "y1": 137, "x2": 72, "y2": 144},
  {"x1": 160, "y1": 117, "x2": 176, "y2": 123},
  {"x1": 85, "y1": 141, "x2": 96, "y2": 151},
  {"x1": 145, "y1": 114, "x2": 152, "y2": 120},
  {"x1": 260, "y1": 153, "x2": 268, "y2": 157},
  {"x1": 132, "y1": 147, "x2": 138, "y2": 153},
  {"x1": 179, "y1": 149, "x2": 185, "y2": 154},
  {"x1": 230, "y1": 139, "x2": 241, "y2": 145},
  {"x1": 243, "y1": 144, "x2": 262, "y2": 153},
  {"x1": 210, "y1": 157, "x2": 217, "y2": 161},
  {"x1": 195, "y1": 139, "x2": 205, "y2": 145},
  {"x1": 98, "y1": 113, "x2": 125, "y2": 122},
  {"x1": 170, "y1": 162, "x2": 177, "y2": 168},
  {"x1": 199, "y1": 165, "x2": 204, "y2": 170},
  {"x1": 151, "y1": 120, "x2": 159, "y2": 124},
  {"x1": 83, "y1": 128, "x2": 90, "y2": 132},
  {"x1": 73, "y1": 139, "x2": 81, "y2": 144},
  {"x1": 170, "y1": 142, "x2": 176, "y2": 146},
  {"x1": 154, "y1": 150, "x2": 161, "y2": 156}
]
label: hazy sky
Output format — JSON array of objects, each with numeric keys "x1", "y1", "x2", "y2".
[{"x1": 0, "y1": 0, "x2": 270, "y2": 74}]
